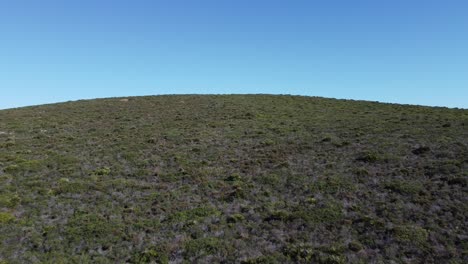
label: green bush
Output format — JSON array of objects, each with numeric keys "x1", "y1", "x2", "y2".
[
  {"x1": 65, "y1": 212, "x2": 122, "y2": 243},
  {"x1": 93, "y1": 167, "x2": 111, "y2": 176},
  {"x1": 167, "y1": 206, "x2": 220, "y2": 224},
  {"x1": 225, "y1": 173, "x2": 242, "y2": 182},
  {"x1": 355, "y1": 152, "x2": 379, "y2": 163},
  {"x1": 227, "y1": 213, "x2": 245, "y2": 223},
  {"x1": 310, "y1": 175, "x2": 354, "y2": 194},
  {"x1": 4, "y1": 160, "x2": 43, "y2": 174},
  {"x1": 384, "y1": 180, "x2": 423, "y2": 195},
  {"x1": 348, "y1": 241, "x2": 363, "y2": 251},
  {"x1": 0, "y1": 193, "x2": 21, "y2": 208},
  {"x1": 393, "y1": 225, "x2": 429, "y2": 247},
  {"x1": 293, "y1": 201, "x2": 344, "y2": 224},
  {"x1": 184, "y1": 237, "x2": 223, "y2": 258},
  {"x1": 283, "y1": 243, "x2": 346, "y2": 263},
  {"x1": 0, "y1": 212, "x2": 15, "y2": 224},
  {"x1": 241, "y1": 255, "x2": 280, "y2": 264},
  {"x1": 130, "y1": 248, "x2": 169, "y2": 264}
]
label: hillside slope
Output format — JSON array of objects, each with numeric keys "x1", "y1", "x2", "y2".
[{"x1": 0, "y1": 95, "x2": 467, "y2": 263}]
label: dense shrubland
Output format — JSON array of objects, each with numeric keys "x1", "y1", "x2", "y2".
[{"x1": 0, "y1": 95, "x2": 467, "y2": 263}]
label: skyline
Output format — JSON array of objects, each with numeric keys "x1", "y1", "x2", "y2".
[
  {"x1": 1, "y1": 0, "x2": 467, "y2": 109},
  {"x1": 1, "y1": 93, "x2": 467, "y2": 110}
]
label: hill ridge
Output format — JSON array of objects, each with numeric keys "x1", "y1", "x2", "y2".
[{"x1": 0, "y1": 95, "x2": 467, "y2": 263}]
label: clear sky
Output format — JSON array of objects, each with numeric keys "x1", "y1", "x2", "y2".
[{"x1": 1, "y1": 0, "x2": 467, "y2": 109}]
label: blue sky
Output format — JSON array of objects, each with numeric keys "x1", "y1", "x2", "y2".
[{"x1": 1, "y1": 0, "x2": 467, "y2": 109}]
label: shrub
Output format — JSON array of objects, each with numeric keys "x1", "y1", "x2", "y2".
[
  {"x1": 130, "y1": 248, "x2": 169, "y2": 264},
  {"x1": 355, "y1": 152, "x2": 379, "y2": 163},
  {"x1": 227, "y1": 213, "x2": 245, "y2": 223},
  {"x1": 348, "y1": 241, "x2": 363, "y2": 251},
  {"x1": 0, "y1": 193, "x2": 21, "y2": 208},
  {"x1": 225, "y1": 173, "x2": 242, "y2": 182},
  {"x1": 310, "y1": 175, "x2": 354, "y2": 194},
  {"x1": 353, "y1": 168, "x2": 369, "y2": 177},
  {"x1": 65, "y1": 212, "x2": 122, "y2": 243},
  {"x1": 283, "y1": 243, "x2": 346, "y2": 263},
  {"x1": 412, "y1": 146, "x2": 430, "y2": 155},
  {"x1": 264, "y1": 210, "x2": 290, "y2": 222},
  {"x1": 54, "y1": 179, "x2": 88, "y2": 194},
  {"x1": 447, "y1": 177, "x2": 467, "y2": 186},
  {"x1": 293, "y1": 201, "x2": 344, "y2": 224},
  {"x1": 93, "y1": 167, "x2": 111, "y2": 176},
  {"x1": 282, "y1": 243, "x2": 315, "y2": 262},
  {"x1": 241, "y1": 255, "x2": 280, "y2": 264},
  {"x1": 393, "y1": 225, "x2": 428, "y2": 247},
  {"x1": 0, "y1": 212, "x2": 15, "y2": 224},
  {"x1": 384, "y1": 180, "x2": 423, "y2": 195},
  {"x1": 4, "y1": 160, "x2": 43, "y2": 175},
  {"x1": 184, "y1": 237, "x2": 223, "y2": 258},
  {"x1": 167, "y1": 206, "x2": 220, "y2": 224}
]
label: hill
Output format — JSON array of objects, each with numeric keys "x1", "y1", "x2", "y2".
[{"x1": 0, "y1": 95, "x2": 467, "y2": 263}]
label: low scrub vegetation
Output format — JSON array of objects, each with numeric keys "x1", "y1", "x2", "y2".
[{"x1": 0, "y1": 95, "x2": 467, "y2": 263}]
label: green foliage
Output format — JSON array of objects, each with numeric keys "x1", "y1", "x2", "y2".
[
  {"x1": 0, "y1": 193, "x2": 21, "y2": 208},
  {"x1": 352, "y1": 167, "x2": 369, "y2": 177},
  {"x1": 355, "y1": 152, "x2": 379, "y2": 163},
  {"x1": 283, "y1": 244, "x2": 346, "y2": 264},
  {"x1": 348, "y1": 241, "x2": 363, "y2": 251},
  {"x1": 264, "y1": 210, "x2": 291, "y2": 222},
  {"x1": 130, "y1": 248, "x2": 169, "y2": 264},
  {"x1": 241, "y1": 255, "x2": 280, "y2": 264},
  {"x1": 393, "y1": 225, "x2": 429, "y2": 247},
  {"x1": 256, "y1": 173, "x2": 281, "y2": 187},
  {"x1": 310, "y1": 175, "x2": 354, "y2": 194},
  {"x1": 384, "y1": 179, "x2": 423, "y2": 195},
  {"x1": 93, "y1": 167, "x2": 111, "y2": 176},
  {"x1": 0, "y1": 136, "x2": 15, "y2": 149},
  {"x1": 65, "y1": 212, "x2": 122, "y2": 243},
  {"x1": 184, "y1": 237, "x2": 223, "y2": 258},
  {"x1": 54, "y1": 178, "x2": 89, "y2": 194},
  {"x1": 167, "y1": 206, "x2": 220, "y2": 224},
  {"x1": 0, "y1": 212, "x2": 15, "y2": 224},
  {"x1": 227, "y1": 213, "x2": 245, "y2": 223},
  {"x1": 225, "y1": 173, "x2": 242, "y2": 182},
  {"x1": 261, "y1": 139, "x2": 275, "y2": 146},
  {"x1": 3, "y1": 165, "x2": 19, "y2": 174},
  {"x1": 293, "y1": 201, "x2": 344, "y2": 224},
  {"x1": 283, "y1": 243, "x2": 315, "y2": 262},
  {"x1": 4, "y1": 160, "x2": 43, "y2": 175}
]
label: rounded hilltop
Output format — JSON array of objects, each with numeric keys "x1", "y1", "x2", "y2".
[{"x1": 0, "y1": 94, "x2": 467, "y2": 263}]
